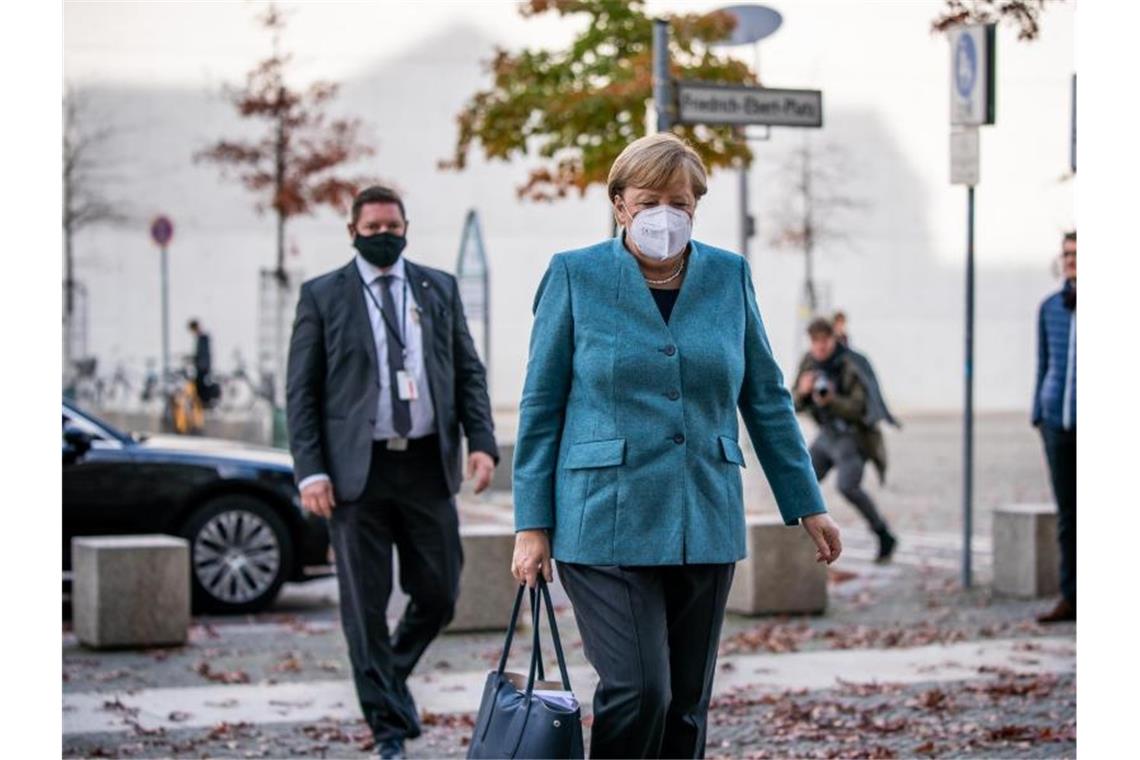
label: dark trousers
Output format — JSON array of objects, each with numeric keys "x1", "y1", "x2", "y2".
[
  {"x1": 557, "y1": 562, "x2": 734, "y2": 759},
  {"x1": 810, "y1": 430, "x2": 889, "y2": 535},
  {"x1": 1040, "y1": 426, "x2": 1076, "y2": 605},
  {"x1": 327, "y1": 436, "x2": 463, "y2": 742}
]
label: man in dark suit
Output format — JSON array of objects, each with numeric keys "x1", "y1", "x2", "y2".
[
  {"x1": 187, "y1": 319, "x2": 214, "y2": 407},
  {"x1": 286, "y1": 185, "x2": 499, "y2": 759}
]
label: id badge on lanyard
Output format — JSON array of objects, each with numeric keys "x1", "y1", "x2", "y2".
[
  {"x1": 395, "y1": 369, "x2": 419, "y2": 400},
  {"x1": 360, "y1": 274, "x2": 421, "y2": 403}
]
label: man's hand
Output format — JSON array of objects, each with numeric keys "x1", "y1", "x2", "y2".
[
  {"x1": 796, "y1": 371, "x2": 816, "y2": 396},
  {"x1": 300, "y1": 479, "x2": 336, "y2": 519},
  {"x1": 467, "y1": 451, "x2": 495, "y2": 494},
  {"x1": 512, "y1": 529, "x2": 553, "y2": 588},
  {"x1": 802, "y1": 513, "x2": 842, "y2": 564},
  {"x1": 813, "y1": 390, "x2": 832, "y2": 407}
]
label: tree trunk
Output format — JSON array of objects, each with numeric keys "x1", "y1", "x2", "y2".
[
  {"x1": 275, "y1": 209, "x2": 286, "y2": 285},
  {"x1": 63, "y1": 220, "x2": 74, "y2": 372},
  {"x1": 274, "y1": 96, "x2": 287, "y2": 284}
]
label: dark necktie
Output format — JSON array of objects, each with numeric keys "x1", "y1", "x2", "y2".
[{"x1": 376, "y1": 274, "x2": 412, "y2": 437}]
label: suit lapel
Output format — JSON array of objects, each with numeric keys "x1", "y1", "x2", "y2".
[
  {"x1": 610, "y1": 235, "x2": 709, "y2": 339},
  {"x1": 403, "y1": 259, "x2": 445, "y2": 416},
  {"x1": 340, "y1": 261, "x2": 380, "y2": 378},
  {"x1": 403, "y1": 259, "x2": 438, "y2": 342}
]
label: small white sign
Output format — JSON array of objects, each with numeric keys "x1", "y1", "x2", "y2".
[
  {"x1": 950, "y1": 125, "x2": 980, "y2": 186},
  {"x1": 949, "y1": 25, "x2": 992, "y2": 126}
]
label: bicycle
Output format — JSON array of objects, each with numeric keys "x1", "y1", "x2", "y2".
[
  {"x1": 66, "y1": 357, "x2": 103, "y2": 407},
  {"x1": 162, "y1": 360, "x2": 205, "y2": 435},
  {"x1": 216, "y1": 350, "x2": 276, "y2": 414}
]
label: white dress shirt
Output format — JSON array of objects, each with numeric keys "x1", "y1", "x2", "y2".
[{"x1": 297, "y1": 253, "x2": 437, "y2": 493}]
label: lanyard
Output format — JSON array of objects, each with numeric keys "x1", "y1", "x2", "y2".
[{"x1": 359, "y1": 273, "x2": 409, "y2": 352}]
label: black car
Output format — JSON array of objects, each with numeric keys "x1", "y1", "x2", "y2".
[{"x1": 63, "y1": 399, "x2": 331, "y2": 613}]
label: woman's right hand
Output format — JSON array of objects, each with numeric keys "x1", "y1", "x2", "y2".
[{"x1": 512, "y1": 529, "x2": 553, "y2": 588}]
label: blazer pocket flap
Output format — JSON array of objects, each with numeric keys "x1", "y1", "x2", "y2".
[
  {"x1": 564, "y1": 438, "x2": 626, "y2": 469},
  {"x1": 719, "y1": 435, "x2": 746, "y2": 467}
]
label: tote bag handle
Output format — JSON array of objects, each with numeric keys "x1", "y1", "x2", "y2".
[{"x1": 494, "y1": 577, "x2": 572, "y2": 694}]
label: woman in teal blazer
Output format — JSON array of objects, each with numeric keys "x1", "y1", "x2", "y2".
[{"x1": 511, "y1": 134, "x2": 842, "y2": 758}]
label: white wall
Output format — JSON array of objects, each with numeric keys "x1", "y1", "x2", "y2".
[{"x1": 67, "y1": 2, "x2": 1074, "y2": 415}]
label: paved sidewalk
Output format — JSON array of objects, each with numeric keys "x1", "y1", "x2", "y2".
[
  {"x1": 63, "y1": 413, "x2": 1073, "y2": 758},
  {"x1": 65, "y1": 635, "x2": 1073, "y2": 736},
  {"x1": 64, "y1": 553, "x2": 1075, "y2": 758}
]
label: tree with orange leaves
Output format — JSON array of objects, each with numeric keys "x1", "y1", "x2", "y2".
[
  {"x1": 196, "y1": 3, "x2": 374, "y2": 282},
  {"x1": 442, "y1": 0, "x2": 756, "y2": 206}
]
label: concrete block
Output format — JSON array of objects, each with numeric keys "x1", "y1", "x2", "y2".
[
  {"x1": 72, "y1": 535, "x2": 191, "y2": 649},
  {"x1": 728, "y1": 515, "x2": 828, "y2": 615},
  {"x1": 489, "y1": 442, "x2": 515, "y2": 491},
  {"x1": 992, "y1": 503, "x2": 1060, "y2": 598},
  {"x1": 448, "y1": 524, "x2": 520, "y2": 632}
]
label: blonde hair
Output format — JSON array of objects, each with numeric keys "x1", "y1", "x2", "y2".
[{"x1": 607, "y1": 133, "x2": 708, "y2": 204}]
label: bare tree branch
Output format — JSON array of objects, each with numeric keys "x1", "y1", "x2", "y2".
[
  {"x1": 930, "y1": 0, "x2": 1056, "y2": 41},
  {"x1": 769, "y1": 134, "x2": 868, "y2": 314}
]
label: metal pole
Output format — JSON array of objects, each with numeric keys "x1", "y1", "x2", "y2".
[
  {"x1": 161, "y1": 244, "x2": 170, "y2": 383},
  {"x1": 962, "y1": 184, "x2": 975, "y2": 588},
  {"x1": 653, "y1": 19, "x2": 671, "y2": 132},
  {"x1": 483, "y1": 262, "x2": 491, "y2": 394},
  {"x1": 1070, "y1": 73, "x2": 1076, "y2": 174},
  {"x1": 738, "y1": 161, "x2": 750, "y2": 261},
  {"x1": 744, "y1": 40, "x2": 760, "y2": 264}
]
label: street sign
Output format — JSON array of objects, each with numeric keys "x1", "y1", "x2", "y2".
[
  {"x1": 150, "y1": 215, "x2": 174, "y2": 247},
  {"x1": 148, "y1": 214, "x2": 174, "y2": 386},
  {"x1": 456, "y1": 209, "x2": 491, "y2": 370},
  {"x1": 714, "y1": 5, "x2": 783, "y2": 45},
  {"x1": 677, "y1": 81, "x2": 822, "y2": 128},
  {"x1": 950, "y1": 125, "x2": 980, "y2": 186},
  {"x1": 949, "y1": 24, "x2": 995, "y2": 126}
]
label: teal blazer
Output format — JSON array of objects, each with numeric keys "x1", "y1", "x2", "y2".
[{"x1": 513, "y1": 237, "x2": 827, "y2": 565}]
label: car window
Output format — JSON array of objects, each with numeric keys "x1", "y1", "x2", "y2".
[{"x1": 62, "y1": 410, "x2": 108, "y2": 442}]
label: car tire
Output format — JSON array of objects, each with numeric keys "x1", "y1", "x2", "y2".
[{"x1": 180, "y1": 495, "x2": 294, "y2": 614}]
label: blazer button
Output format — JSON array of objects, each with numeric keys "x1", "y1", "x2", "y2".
[
  {"x1": 663, "y1": 344, "x2": 676, "y2": 356},
  {"x1": 673, "y1": 433, "x2": 685, "y2": 444},
  {"x1": 667, "y1": 389, "x2": 680, "y2": 400}
]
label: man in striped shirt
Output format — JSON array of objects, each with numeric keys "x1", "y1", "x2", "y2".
[{"x1": 1032, "y1": 231, "x2": 1077, "y2": 623}]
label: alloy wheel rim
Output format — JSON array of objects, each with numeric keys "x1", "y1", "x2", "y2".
[{"x1": 193, "y1": 509, "x2": 281, "y2": 604}]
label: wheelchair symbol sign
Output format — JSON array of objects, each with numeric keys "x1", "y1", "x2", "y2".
[{"x1": 955, "y1": 33, "x2": 978, "y2": 99}]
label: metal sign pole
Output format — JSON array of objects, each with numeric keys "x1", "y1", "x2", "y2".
[
  {"x1": 653, "y1": 19, "x2": 671, "y2": 132},
  {"x1": 962, "y1": 184, "x2": 976, "y2": 588},
  {"x1": 161, "y1": 244, "x2": 171, "y2": 383},
  {"x1": 738, "y1": 158, "x2": 750, "y2": 261},
  {"x1": 948, "y1": 24, "x2": 993, "y2": 589}
]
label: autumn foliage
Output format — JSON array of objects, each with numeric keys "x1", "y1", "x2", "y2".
[
  {"x1": 930, "y1": 0, "x2": 1053, "y2": 40},
  {"x1": 195, "y1": 4, "x2": 374, "y2": 277},
  {"x1": 442, "y1": 0, "x2": 758, "y2": 202}
]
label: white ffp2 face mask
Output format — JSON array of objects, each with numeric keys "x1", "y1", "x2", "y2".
[{"x1": 625, "y1": 205, "x2": 693, "y2": 261}]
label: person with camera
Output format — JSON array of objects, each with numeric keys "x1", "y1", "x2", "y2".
[{"x1": 794, "y1": 317, "x2": 898, "y2": 562}]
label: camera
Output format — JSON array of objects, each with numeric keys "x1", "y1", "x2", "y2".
[{"x1": 813, "y1": 374, "x2": 832, "y2": 398}]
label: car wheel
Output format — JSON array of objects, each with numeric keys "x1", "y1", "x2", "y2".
[{"x1": 181, "y1": 495, "x2": 294, "y2": 614}]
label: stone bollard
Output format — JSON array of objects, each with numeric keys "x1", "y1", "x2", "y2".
[
  {"x1": 992, "y1": 503, "x2": 1060, "y2": 598},
  {"x1": 489, "y1": 442, "x2": 515, "y2": 492},
  {"x1": 72, "y1": 535, "x2": 191, "y2": 649},
  {"x1": 727, "y1": 514, "x2": 828, "y2": 616},
  {"x1": 448, "y1": 524, "x2": 520, "y2": 632}
]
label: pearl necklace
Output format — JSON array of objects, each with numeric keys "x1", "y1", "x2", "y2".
[{"x1": 642, "y1": 256, "x2": 685, "y2": 285}]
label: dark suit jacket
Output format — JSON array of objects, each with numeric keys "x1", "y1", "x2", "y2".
[
  {"x1": 286, "y1": 258, "x2": 499, "y2": 502},
  {"x1": 194, "y1": 334, "x2": 211, "y2": 376}
]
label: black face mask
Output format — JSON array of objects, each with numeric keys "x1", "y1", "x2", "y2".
[{"x1": 353, "y1": 231, "x2": 407, "y2": 268}]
